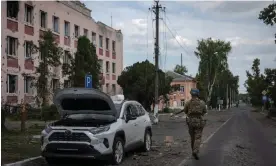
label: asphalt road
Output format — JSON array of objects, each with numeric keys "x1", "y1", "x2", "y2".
[
  {"x1": 182, "y1": 106, "x2": 276, "y2": 166},
  {"x1": 14, "y1": 106, "x2": 276, "y2": 166},
  {"x1": 20, "y1": 109, "x2": 236, "y2": 166}
]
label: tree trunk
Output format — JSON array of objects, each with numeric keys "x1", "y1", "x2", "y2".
[{"x1": 206, "y1": 72, "x2": 217, "y2": 106}]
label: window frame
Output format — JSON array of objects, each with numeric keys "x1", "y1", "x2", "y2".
[
  {"x1": 40, "y1": 10, "x2": 47, "y2": 28},
  {"x1": 7, "y1": 74, "x2": 17, "y2": 93},
  {"x1": 52, "y1": 16, "x2": 59, "y2": 33},
  {"x1": 25, "y1": 4, "x2": 33, "y2": 24}
]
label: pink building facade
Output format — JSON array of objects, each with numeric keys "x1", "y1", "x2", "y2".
[
  {"x1": 1, "y1": 1, "x2": 123, "y2": 105},
  {"x1": 158, "y1": 71, "x2": 197, "y2": 110}
]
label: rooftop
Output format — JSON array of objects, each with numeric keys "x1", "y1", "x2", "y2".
[{"x1": 166, "y1": 71, "x2": 195, "y2": 82}]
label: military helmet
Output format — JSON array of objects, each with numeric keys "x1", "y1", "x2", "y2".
[{"x1": 190, "y1": 88, "x2": 200, "y2": 96}]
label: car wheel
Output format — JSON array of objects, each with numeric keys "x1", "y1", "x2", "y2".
[
  {"x1": 111, "y1": 137, "x2": 125, "y2": 165},
  {"x1": 142, "y1": 130, "x2": 152, "y2": 152}
]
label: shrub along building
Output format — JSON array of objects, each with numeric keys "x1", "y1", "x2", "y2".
[
  {"x1": 1, "y1": 1, "x2": 123, "y2": 105},
  {"x1": 158, "y1": 71, "x2": 197, "y2": 111}
]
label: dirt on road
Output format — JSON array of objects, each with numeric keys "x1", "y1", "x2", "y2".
[{"x1": 17, "y1": 109, "x2": 236, "y2": 166}]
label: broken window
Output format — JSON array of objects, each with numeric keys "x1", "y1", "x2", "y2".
[
  {"x1": 24, "y1": 41, "x2": 32, "y2": 58},
  {"x1": 24, "y1": 76, "x2": 33, "y2": 94},
  {"x1": 25, "y1": 4, "x2": 33, "y2": 24},
  {"x1": 112, "y1": 63, "x2": 116, "y2": 73},
  {"x1": 64, "y1": 21, "x2": 70, "y2": 36},
  {"x1": 106, "y1": 61, "x2": 110, "y2": 73},
  {"x1": 84, "y1": 28, "x2": 88, "y2": 37},
  {"x1": 92, "y1": 32, "x2": 96, "y2": 45},
  {"x1": 74, "y1": 25, "x2": 79, "y2": 38},
  {"x1": 180, "y1": 86, "x2": 184, "y2": 92},
  {"x1": 112, "y1": 41, "x2": 116, "y2": 52},
  {"x1": 7, "y1": 36, "x2": 18, "y2": 56},
  {"x1": 7, "y1": 74, "x2": 17, "y2": 93},
  {"x1": 40, "y1": 10, "x2": 47, "y2": 28},
  {"x1": 99, "y1": 35, "x2": 103, "y2": 48},
  {"x1": 63, "y1": 50, "x2": 70, "y2": 64},
  {"x1": 99, "y1": 59, "x2": 103, "y2": 73},
  {"x1": 53, "y1": 16, "x2": 59, "y2": 33},
  {"x1": 52, "y1": 79, "x2": 59, "y2": 91},
  {"x1": 106, "y1": 38, "x2": 109, "y2": 50},
  {"x1": 7, "y1": 1, "x2": 19, "y2": 19}
]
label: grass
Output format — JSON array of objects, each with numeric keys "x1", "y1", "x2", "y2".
[{"x1": 1, "y1": 125, "x2": 44, "y2": 164}]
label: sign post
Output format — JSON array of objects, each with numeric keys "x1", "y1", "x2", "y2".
[
  {"x1": 85, "y1": 75, "x2": 92, "y2": 88},
  {"x1": 262, "y1": 90, "x2": 268, "y2": 112}
]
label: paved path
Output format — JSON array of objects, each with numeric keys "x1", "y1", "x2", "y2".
[{"x1": 182, "y1": 106, "x2": 276, "y2": 166}]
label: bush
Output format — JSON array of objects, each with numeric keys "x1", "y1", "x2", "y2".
[
  {"x1": 163, "y1": 107, "x2": 170, "y2": 113},
  {"x1": 7, "y1": 104, "x2": 59, "y2": 121},
  {"x1": 41, "y1": 104, "x2": 59, "y2": 121}
]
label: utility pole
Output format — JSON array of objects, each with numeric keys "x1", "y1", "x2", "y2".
[
  {"x1": 151, "y1": 0, "x2": 163, "y2": 123},
  {"x1": 226, "y1": 84, "x2": 228, "y2": 109},
  {"x1": 181, "y1": 53, "x2": 183, "y2": 68}
]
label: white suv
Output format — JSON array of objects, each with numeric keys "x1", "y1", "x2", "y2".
[{"x1": 41, "y1": 88, "x2": 152, "y2": 165}]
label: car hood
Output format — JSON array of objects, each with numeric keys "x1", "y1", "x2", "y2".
[{"x1": 54, "y1": 88, "x2": 117, "y2": 117}]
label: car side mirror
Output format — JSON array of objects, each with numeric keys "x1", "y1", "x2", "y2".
[{"x1": 126, "y1": 114, "x2": 136, "y2": 123}]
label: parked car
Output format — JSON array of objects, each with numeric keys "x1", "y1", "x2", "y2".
[{"x1": 40, "y1": 88, "x2": 152, "y2": 165}]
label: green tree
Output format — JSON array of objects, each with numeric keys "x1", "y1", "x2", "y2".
[
  {"x1": 173, "y1": 64, "x2": 188, "y2": 75},
  {"x1": 259, "y1": 3, "x2": 276, "y2": 60},
  {"x1": 194, "y1": 38, "x2": 232, "y2": 105},
  {"x1": 36, "y1": 30, "x2": 62, "y2": 106},
  {"x1": 244, "y1": 58, "x2": 267, "y2": 106},
  {"x1": 62, "y1": 36, "x2": 101, "y2": 89},
  {"x1": 264, "y1": 68, "x2": 276, "y2": 107},
  {"x1": 117, "y1": 60, "x2": 172, "y2": 111},
  {"x1": 259, "y1": 4, "x2": 276, "y2": 26}
]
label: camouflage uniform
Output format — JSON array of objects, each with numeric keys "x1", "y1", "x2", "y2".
[{"x1": 183, "y1": 98, "x2": 207, "y2": 155}]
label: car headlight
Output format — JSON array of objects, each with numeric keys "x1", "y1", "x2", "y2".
[{"x1": 89, "y1": 126, "x2": 110, "y2": 135}]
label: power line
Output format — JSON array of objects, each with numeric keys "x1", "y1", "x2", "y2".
[{"x1": 162, "y1": 19, "x2": 192, "y2": 57}]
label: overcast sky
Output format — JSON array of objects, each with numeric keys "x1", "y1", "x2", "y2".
[{"x1": 84, "y1": 1, "x2": 276, "y2": 93}]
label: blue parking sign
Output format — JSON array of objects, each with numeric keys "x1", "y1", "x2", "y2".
[
  {"x1": 85, "y1": 75, "x2": 92, "y2": 88},
  {"x1": 262, "y1": 96, "x2": 267, "y2": 102}
]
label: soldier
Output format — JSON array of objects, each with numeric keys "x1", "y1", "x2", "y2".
[{"x1": 171, "y1": 88, "x2": 207, "y2": 160}]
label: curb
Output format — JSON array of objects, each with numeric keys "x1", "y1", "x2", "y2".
[
  {"x1": 260, "y1": 112, "x2": 276, "y2": 121},
  {"x1": 4, "y1": 156, "x2": 42, "y2": 166}
]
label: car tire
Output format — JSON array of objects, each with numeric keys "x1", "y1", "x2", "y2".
[
  {"x1": 111, "y1": 137, "x2": 125, "y2": 165},
  {"x1": 142, "y1": 129, "x2": 152, "y2": 152}
]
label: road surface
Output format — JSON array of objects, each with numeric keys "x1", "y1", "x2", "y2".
[
  {"x1": 182, "y1": 106, "x2": 276, "y2": 166},
  {"x1": 13, "y1": 106, "x2": 276, "y2": 166}
]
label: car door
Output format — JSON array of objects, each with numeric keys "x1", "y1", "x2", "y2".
[
  {"x1": 134, "y1": 103, "x2": 147, "y2": 142},
  {"x1": 128, "y1": 102, "x2": 144, "y2": 143},
  {"x1": 122, "y1": 103, "x2": 138, "y2": 146}
]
